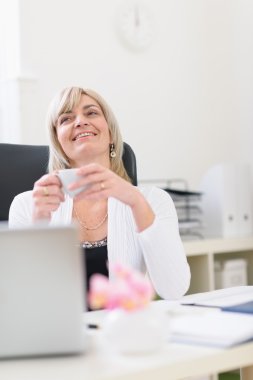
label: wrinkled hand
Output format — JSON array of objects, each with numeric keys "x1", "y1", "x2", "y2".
[{"x1": 32, "y1": 173, "x2": 65, "y2": 221}]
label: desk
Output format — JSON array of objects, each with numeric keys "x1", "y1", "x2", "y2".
[{"x1": 0, "y1": 308, "x2": 253, "y2": 380}]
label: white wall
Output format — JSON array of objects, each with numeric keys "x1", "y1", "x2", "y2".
[{"x1": 1, "y1": 0, "x2": 253, "y2": 189}]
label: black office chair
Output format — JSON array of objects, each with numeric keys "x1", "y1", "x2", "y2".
[{"x1": 0, "y1": 142, "x2": 137, "y2": 221}]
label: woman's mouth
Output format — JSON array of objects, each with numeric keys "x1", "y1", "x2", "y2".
[{"x1": 73, "y1": 132, "x2": 96, "y2": 141}]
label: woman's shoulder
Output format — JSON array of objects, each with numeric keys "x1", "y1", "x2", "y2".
[
  {"x1": 138, "y1": 185, "x2": 172, "y2": 201},
  {"x1": 137, "y1": 186, "x2": 176, "y2": 214},
  {"x1": 9, "y1": 190, "x2": 33, "y2": 214},
  {"x1": 12, "y1": 190, "x2": 33, "y2": 205},
  {"x1": 9, "y1": 190, "x2": 34, "y2": 227}
]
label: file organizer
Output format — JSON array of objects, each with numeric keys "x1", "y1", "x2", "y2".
[
  {"x1": 163, "y1": 179, "x2": 203, "y2": 240},
  {"x1": 139, "y1": 179, "x2": 204, "y2": 240}
]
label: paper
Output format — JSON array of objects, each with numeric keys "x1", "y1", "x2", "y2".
[{"x1": 181, "y1": 286, "x2": 253, "y2": 307}]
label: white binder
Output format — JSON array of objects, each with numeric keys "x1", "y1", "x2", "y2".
[
  {"x1": 199, "y1": 163, "x2": 253, "y2": 238},
  {"x1": 237, "y1": 165, "x2": 253, "y2": 236}
]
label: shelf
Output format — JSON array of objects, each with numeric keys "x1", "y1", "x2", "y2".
[
  {"x1": 183, "y1": 236, "x2": 253, "y2": 294},
  {"x1": 183, "y1": 237, "x2": 253, "y2": 256}
]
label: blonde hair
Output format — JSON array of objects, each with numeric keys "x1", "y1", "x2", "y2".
[{"x1": 46, "y1": 87, "x2": 130, "y2": 182}]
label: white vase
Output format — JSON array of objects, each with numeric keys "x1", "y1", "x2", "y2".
[{"x1": 102, "y1": 305, "x2": 168, "y2": 354}]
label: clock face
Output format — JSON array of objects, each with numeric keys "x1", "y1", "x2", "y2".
[{"x1": 116, "y1": 2, "x2": 153, "y2": 51}]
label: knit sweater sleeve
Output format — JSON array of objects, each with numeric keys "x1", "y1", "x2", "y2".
[
  {"x1": 137, "y1": 187, "x2": 191, "y2": 300},
  {"x1": 8, "y1": 191, "x2": 73, "y2": 228}
]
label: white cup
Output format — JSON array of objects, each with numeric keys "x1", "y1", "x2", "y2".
[{"x1": 57, "y1": 169, "x2": 88, "y2": 198}]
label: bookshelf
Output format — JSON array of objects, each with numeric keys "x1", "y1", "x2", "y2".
[{"x1": 183, "y1": 237, "x2": 253, "y2": 295}]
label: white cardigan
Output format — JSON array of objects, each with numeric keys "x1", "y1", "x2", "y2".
[{"x1": 9, "y1": 186, "x2": 191, "y2": 300}]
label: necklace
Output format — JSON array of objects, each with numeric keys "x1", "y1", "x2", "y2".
[{"x1": 73, "y1": 205, "x2": 108, "y2": 231}]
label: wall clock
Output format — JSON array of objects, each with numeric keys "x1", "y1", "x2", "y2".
[{"x1": 116, "y1": 2, "x2": 154, "y2": 51}]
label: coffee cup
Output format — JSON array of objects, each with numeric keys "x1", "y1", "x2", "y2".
[{"x1": 57, "y1": 169, "x2": 88, "y2": 198}]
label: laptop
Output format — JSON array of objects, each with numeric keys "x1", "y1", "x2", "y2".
[{"x1": 0, "y1": 224, "x2": 87, "y2": 358}]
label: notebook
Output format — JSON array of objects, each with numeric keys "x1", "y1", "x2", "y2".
[
  {"x1": 222, "y1": 300, "x2": 253, "y2": 314},
  {"x1": 0, "y1": 224, "x2": 87, "y2": 358},
  {"x1": 170, "y1": 309, "x2": 253, "y2": 348}
]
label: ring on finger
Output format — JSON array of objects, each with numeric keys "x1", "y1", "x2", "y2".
[
  {"x1": 100, "y1": 182, "x2": 105, "y2": 190},
  {"x1": 43, "y1": 186, "x2": 49, "y2": 196}
]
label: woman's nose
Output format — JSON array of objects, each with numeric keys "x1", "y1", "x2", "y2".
[{"x1": 75, "y1": 115, "x2": 89, "y2": 127}]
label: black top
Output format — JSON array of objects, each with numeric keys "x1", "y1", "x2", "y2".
[{"x1": 82, "y1": 245, "x2": 109, "y2": 292}]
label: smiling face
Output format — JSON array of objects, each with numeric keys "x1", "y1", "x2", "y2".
[{"x1": 56, "y1": 94, "x2": 112, "y2": 168}]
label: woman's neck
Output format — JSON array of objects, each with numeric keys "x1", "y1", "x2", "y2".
[
  {"x1": 71, "y1": 155, "x2": 110, "y2": 169},
  {"x1": 73, "y1": 198, "x2": 108, "y2": 242}
]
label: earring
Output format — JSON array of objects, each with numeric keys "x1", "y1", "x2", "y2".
[{"x1": 110, "y1": 143, "x2": 116, "y2": 158}]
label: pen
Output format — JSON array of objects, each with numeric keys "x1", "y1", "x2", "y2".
[{"x1": 87, "y1": 323, "x2": 99, "y2": 329}]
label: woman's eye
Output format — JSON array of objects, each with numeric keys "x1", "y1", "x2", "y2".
[
  {"x1": 87, "y1": 110, "x2": 98, "y2": 116},
  {"x1": 59, "y1": 116, "x2": 72, "y2": 125}
]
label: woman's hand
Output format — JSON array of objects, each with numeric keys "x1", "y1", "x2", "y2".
[
  {"x1": 69, "y1": 163, "x2": 155, "y2": 231},
  {"x1": 32, "y1": 173, "x2": 65, "y2": 221}
]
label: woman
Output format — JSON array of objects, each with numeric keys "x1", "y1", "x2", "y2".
[{"x1": 9, "y1": 86, "x2": 191, "y2": 300}]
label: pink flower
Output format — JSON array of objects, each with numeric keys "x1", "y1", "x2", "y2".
[
  {"x1": 88, "y1": 274, "x2": 111, "y2": 310},
  {"x1": 89, "y1": 264, "x2": 155, "y2": 311}
]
